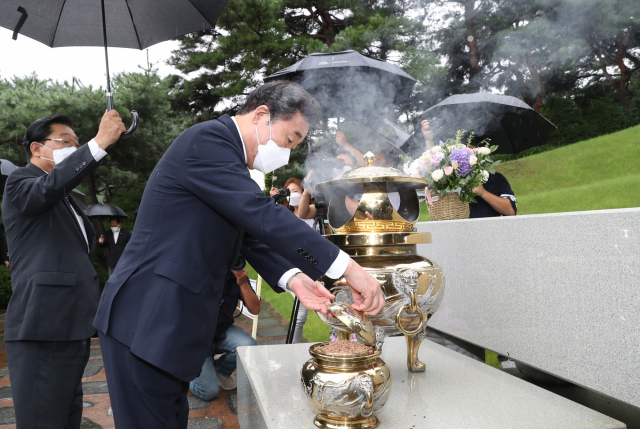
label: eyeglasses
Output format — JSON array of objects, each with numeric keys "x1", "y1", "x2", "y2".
[{"x1": 42, "y1": 138, "x2": 80, "y2": 149}]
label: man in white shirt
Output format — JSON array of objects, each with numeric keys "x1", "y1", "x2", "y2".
[{"x1": 2, "y1": 111, "x2": 125, "y2": 429}]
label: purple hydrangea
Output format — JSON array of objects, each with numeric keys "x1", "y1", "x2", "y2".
[{"x1": 450, "y1": 148, "x2": 473, "y2": 177}]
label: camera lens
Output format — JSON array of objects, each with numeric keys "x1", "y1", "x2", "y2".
[
  {"x1": 279, "y1": 188, "x2": 291, "y2": 197},
  {"x1": 232, "y1": 255, "x2": 246, "y2": 271}
]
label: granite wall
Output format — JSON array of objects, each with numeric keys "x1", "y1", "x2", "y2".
[{"x1": 416, "y1": 208, "x2": 640, "y2": 408}]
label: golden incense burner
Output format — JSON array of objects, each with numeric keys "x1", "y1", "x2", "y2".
[
  {"x1": 301, "y1": 303, "x2": 391, "y2": 429},
  {"x1": 315, "y1": 152, "x2": 445, "y2": 372}
]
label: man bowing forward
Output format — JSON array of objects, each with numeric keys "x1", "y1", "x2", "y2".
[{"x1": 94, "y1": 81, "x2": 385, "y2": 428}]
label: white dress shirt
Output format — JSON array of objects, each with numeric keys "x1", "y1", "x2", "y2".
[
  {"x1": 230, "y1": 116, "x2": 350, "y2": 289},
  {"x1": 112, "y1": 228, "x2": 120, "y2": 244}
]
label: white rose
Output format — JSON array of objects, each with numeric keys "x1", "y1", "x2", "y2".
[
  {"x1": 409, "y1": 160, "x2": 422, "y2": 176},
  {"x1": 469, "y1": 155, "x2": 477, "y2": 166},
  {"x1": 432, "y1": 169, "x2": 444, "y2": 181},
  {"x1": 481, "y1": 170, "x2": 489, "y2": 180},
  {"x1": 431, "y1": 146, "x2": 443, "y2": 153},
  {"x1": 478, "y1": 147, "x2": 491, "y2": 155}
]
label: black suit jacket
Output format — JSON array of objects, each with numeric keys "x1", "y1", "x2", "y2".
[
  {"x1": 101, "y1": 228, "x2": 131, "y2": 268},
  {"x1": 94, "y1": 115, "x2": 341, "y2": 381},
  {"x1": 2, "y1": 145, "x2": 100, "y2": 341}
]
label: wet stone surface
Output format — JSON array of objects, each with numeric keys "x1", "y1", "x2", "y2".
[
  {"x1": 187, "y1": 417, "x2": 223, "y2": 429},
  {"x1": 82, "y1": 381, "x2": 109, "y2": 395},
  {"x1": 257, "y1": 318, "x2": 280, "y2": 326},
  {"x1": 226, "y1": 393, "x2": 237, "y2": 415},
  {"x1": 256, "y1": 327, "x2": 288, "y2": 337},
  {"x1": 80, "y1": 417, "x2": 101, "y2": 428},
  {"x1": 0, "y1": 385, "x2": 12, "y2": 400},
  {"x1": 187, "y1": 395, "x2": 211, "y2": 410},
  {"x1": 89, "y1": 348, "x2": 103, "y2": 357},
  {"x1": 0, "y1": 407, "x2": 15, "y2": 424},
  {"x1": 82, "y1": 359, "x2": 104, "y2": 378}
]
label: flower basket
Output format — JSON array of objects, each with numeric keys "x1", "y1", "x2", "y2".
[{"x1": 427, "y1": 192, "x2": 470, "y2": 221}]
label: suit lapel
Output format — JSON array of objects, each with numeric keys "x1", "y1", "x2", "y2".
[{"x1": 62, "y1": 195, "x2": 90, "y2": 253}]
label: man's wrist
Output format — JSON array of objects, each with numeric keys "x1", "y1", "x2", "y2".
[{"x1": 278, "y1": 268, "x2": 302, "y2": 290}]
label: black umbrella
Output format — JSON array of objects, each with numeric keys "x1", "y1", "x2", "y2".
[
  {"x1": 69, "y1": 189, "x2": 88, "y2": 211},
  {"x1": 84, "y1": 204, "x2": 128, "y2": 219},
  {"x1": 0, "y1": 159, "x2": 19, "y2": 196},
  {"x1": 2, "y1": 0, "x2": 230, "y2": 137},
  {"x1": 410, "y1": 93, "x2": 557, "y2": 155},
  {"x1": 265, "y1": 50, "x2": 417, "y2": 119}
]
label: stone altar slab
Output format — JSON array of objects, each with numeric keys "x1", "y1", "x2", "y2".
[
  {"x1": 416, "y1": 208, "x2": 640, "y2": 408},
  {"x1": 237, "y1": 337, "x2": 624, "y2": 429}
]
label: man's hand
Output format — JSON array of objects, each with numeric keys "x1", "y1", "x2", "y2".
[
  {"x1": 336, "y1": 131, "x2": 348, "y2": 146},
  {"x1": 471, "y1": 183, "x2": 486, "y2": 197},
  {"x1": 94, "y1": 110, "x2": 126, "y2": 150},
  {"x1": 421, "y1": 120, "x2": 434, "y2": 143},
  {"x1": 3, "y1": 261, "x2": 9, "y2": 270},
  {"x1": 342, "y1": 258, "x2": 385, "y2": 315},
  {"x1": 232, "y1": 269, "x2": 248, "y2": 285},
  {"x1": 98, "y1": 237, "x2": 105, "y2": 244},
  {"x1": 288, "y1": 273, "x2": 335, "y2": 314}
]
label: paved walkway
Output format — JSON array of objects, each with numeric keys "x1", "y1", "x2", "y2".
[{"x1": 0, "y1": 300, "x2": 299, "y2": 428}]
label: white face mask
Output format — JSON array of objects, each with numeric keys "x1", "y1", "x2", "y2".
[
  {"x1": 111, "y1": 227, "x2": 120, "y2": 233},
  {"x1": 287, "y1": 192, "x2": 302, "y2": 207},
  {"x1": 38, "y1": 143, "x2": 77, "y2": 164},
  {"x1": 253, "y1": 112, "x2": 291, "y2": 174}
]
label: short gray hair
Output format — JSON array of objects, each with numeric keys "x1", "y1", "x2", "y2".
[{"x1": 237, "y1": 81, "x2": 323, "y2": 126}]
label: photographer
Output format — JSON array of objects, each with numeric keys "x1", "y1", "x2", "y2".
[
  {"x1": 269, "y1": 178, "x2": 316, "y2": 226},
  {"x1": 189, "y1": 269, "x2": 259, "y2": 400}
]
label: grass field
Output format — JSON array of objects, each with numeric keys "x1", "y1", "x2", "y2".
[{"x1": 254, "y1": 125, "x2": 640, "y2": 344}]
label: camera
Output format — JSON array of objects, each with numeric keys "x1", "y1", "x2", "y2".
[
  {"x1": 232, "y1": 255, "x2": 246, "y2": 271},
  {"x1": 272, "y1": 188, "x2": 291, "y2": 203}
]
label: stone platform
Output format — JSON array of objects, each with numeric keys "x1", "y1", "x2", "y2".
[{"x1": 237, "y1": 336, "x2": 625, "y2": 429}]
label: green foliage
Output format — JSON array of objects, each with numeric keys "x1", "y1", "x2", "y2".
[
  {"x1": 0, "y1": 266, "x2": 11, "y2": 308},
  {"x1": 169, "y1": 0, "x2": 437, "y2": 120}
]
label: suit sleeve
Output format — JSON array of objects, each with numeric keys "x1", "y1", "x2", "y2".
[
  {"x1": 240, "y1": 234, "x2": 295, "y2": 293},
  {"x1": 5, "y1": 145, "x2": 99, "y2": 216},
  {"x1": 177, "y1": 124, "x2": 341, "y2": 281}
]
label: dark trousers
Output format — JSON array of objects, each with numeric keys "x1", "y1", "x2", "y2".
[
  {"x1": 99, "y1": 332, "x2": 189, "y2": 429},
  {"x1": 6, "y1": 339, "x2": 90, "y2": 429}
]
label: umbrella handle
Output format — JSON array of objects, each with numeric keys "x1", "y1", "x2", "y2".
[{"x1": 106, "y1": 93, "x2": 138, "y2": 139}]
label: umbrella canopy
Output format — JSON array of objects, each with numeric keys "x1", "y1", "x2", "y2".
[
  {"x1": 84, "y1": 203, "x2": 128, "y2": 219},
  {"x1": 0, "y1": 159, "x2": 19, "y2": 196},
  {"x1": 265, "y1": 50, "x2": 417, "y2": 119},
  {"x1": 338, "y1": 121, "x2": 407, "y2": 162},
  {"x1": 0, "y1": 1, "x2": 228, "y2": 50},
  {"x1": 70, "y1": 189, "x2": 88, "y2": 211},
  {"x1": 413, "y1": 93, "x2": 557, "y2": 155},
  {"x1": 1, "y1": 0, "x2": 230, "y2": 137}
]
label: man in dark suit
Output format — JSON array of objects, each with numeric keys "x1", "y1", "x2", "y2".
[
  {"x1": 94, "y1": 81, "x2": 385, "y2": 428},
  {"x1": 99, "y1": 217, "x2": 132, "y2": 276},
  {"x1": 2, "y1": 111, "x2": 125, "y2": 429}
]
